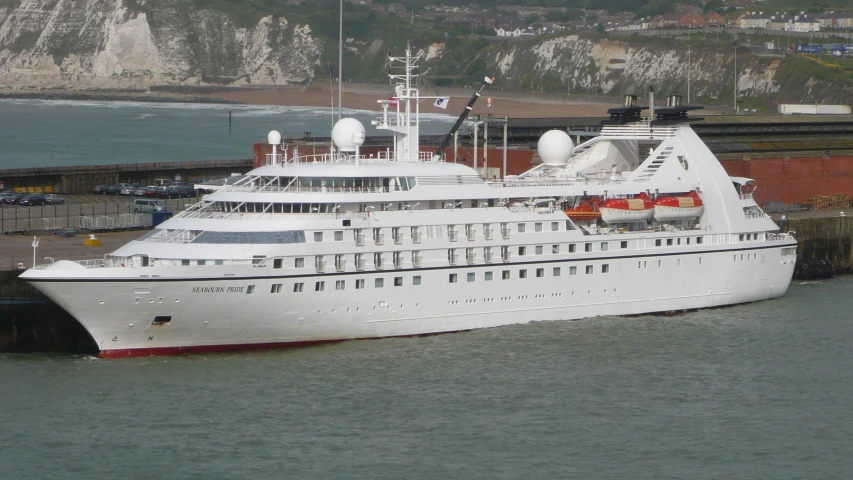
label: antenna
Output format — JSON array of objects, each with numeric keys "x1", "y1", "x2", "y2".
[{"x1": 338, "y1": 0, "x2": 343, "y2": 122}]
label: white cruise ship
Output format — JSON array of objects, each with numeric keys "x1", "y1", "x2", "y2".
[{"x1": 22, "y1": 47, "x2": 797, "y2": 358}]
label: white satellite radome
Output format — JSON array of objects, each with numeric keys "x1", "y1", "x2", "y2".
[
  {"x1": 332, "y1": 118, "x2": 366, "y2": 152},
  {"x1": 267, "y1": 130, "x2": 281, "y2": 145},
  {"x1": 537, "y1": 130, "x2": 574, "y2": 165}
]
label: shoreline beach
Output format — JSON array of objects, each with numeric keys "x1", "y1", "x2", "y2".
[{"x1": 0, "y1": 83, "x2": 617, "y2": 118}]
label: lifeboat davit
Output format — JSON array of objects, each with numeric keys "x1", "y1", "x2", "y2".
[
  {"x1": 565, "y1": 198, "x2": 601, "y2": 220},
  {"x1": 654, "y1": 191, "x2": 704, "y2": 221},
  {"x1": 600, "y1": 195, "x2": 654, "y2": 223}
]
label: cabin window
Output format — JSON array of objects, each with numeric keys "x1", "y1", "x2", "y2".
[
  {"x1": 449, "y1": 274, "x2": 458, "y2": 284},
  {"x1": 655, "y1": 239, "x2": 662, "y2": 247},
  {"x1": 271, "y1": 284, "x2": 283, "y2": 294},
  {"x1": 336, "y1": 280, "x2": 345, "y2": 291},
  {"x1": 552, "y1": 245, "x2": 559, "y2": 254},
  {"x1": 293, "y1": 283, "x2": 304, "y2": 293},
  {"x1": 181, "y1": 259, "x2": 190, "y2": 266},
  {"x1": 518, "y1": 246, "x2": 527, "y2": 256},
  {"x1": 536, "y1": 268, "x2": 544, "y2": 278},
  {"x1": 502, "y1": 270, "x2": 510, "y2": 280},
  {"x1": 570, "y1": 266, "x2": 577, "y2": 275},
  {"x1": 739, "y1": 234, "x2": 744, "y2": 241},
  {"x1": 334, "y1": 231, "x2": 343, "y2": 241},
  {"x1": 602, "y1": 264, "x2": 610, "y2": 274},
  {"x1": 535, "y1": 245, "x2": 544, "y2": 255},
  {"x1": 667, "y1": 238, "x2": 673, "y2": 246},
  {"x1": 569, "y1": 244, "x2": 576, "y2": 253},
  {"x1": 314, "y1": 281, "x2": 325, "y2": 292},
  {"x1": 518, "y1": 223, "x2": 526, "y2": 233},
  {"x1": 519, "y1": 269, "x2": 528, "y2": 279},
  {"x1": 295, "y1": 257, "x2": 304, "y2": 268},
  {"x1": 355, "y1": 279, "x2": 365, "y2": 289},
  {"x1": 586, "y1": 265, "x2": 593, "y2": 274},
  {"x1": 413, "y1": 276, "x2": 422, "y2": 286},
  {"x1": 687, "y1": 238, "x2": 691, "y2": 245},
  {"x1": 620, "y1": 241, "x2": 628, "y2": 249},
  {"x1": 394, "y1": 277, "x2": 403, "y2": 287},
  {"x1": 196, "y1": 260, "x2": 205, "y2": 265},
  {"x1": 535, "y1": 222, "x2": 543, "y2": 232},
  {"x1": 375, "y1": 278, "x2": 385, "y2": 288},
  {"x1": 246, "y1": 285, "x2": 256, "y2": 294},
  {"x1": 697, "y1": 236, "x2": 704, "y2": 244},
  {"x1": 585, "y1": 243, "x2": 592, "y2": 252},
  {"x1": 485, "y1": 272, "x2": 493, "y2": 281},
  {"x1": 600, "y1": 242, "x2": 608, "y2": 251},
  {"x1": 553, "y1": 267, "x2": 561, "y2": 276},
  {"x1": 314, "y1": 232, "x2": 323, "y2": 242},
  {"x1": 551, "y1": 222, "x2": 559, "y2": 232},
  {"x1": 467, "y1": 273, "x2": 475, "y2": 282},
  {"x1": 151, "y1": 316, "x2": 171, "y2": 326},
  {"x1": 273, "y1": 258, "x2": 283, "y2": 269}
]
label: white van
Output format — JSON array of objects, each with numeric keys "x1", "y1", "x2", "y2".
[{"x1": 133, "y1": 199, "x2": 166, "y2": 213}]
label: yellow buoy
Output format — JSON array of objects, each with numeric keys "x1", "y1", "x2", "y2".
[{"x1": 83, "y1": 234, "x2": 100, "y2": 247}]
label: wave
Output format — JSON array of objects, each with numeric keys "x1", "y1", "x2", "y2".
[{"x1": 1, "y1": 98, "x2": 455, "y2": 122}]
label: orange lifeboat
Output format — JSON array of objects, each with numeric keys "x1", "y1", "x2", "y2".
[
  {"x1": 564, "y1": 198, "x2": 601, "y2": 220},
  {"x1": 600, "y1": 194, "x2": 654, "y2": 223},
  {"x1": 654, "y1": 191, "x2": 704, "y2": 221}
]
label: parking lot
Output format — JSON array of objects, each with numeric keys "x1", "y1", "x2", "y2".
[{"x1": 0, "y1": 195, "x2": 195, "y2": 234}]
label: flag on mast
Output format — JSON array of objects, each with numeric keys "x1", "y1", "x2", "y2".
[{"x1": 433, "y1": 97, "x2": 449, "y2": 109}]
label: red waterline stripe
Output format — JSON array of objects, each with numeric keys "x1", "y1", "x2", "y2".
[
  {"x1": 97, "y1": 330, "x2": 471, "y2": 358},
  {"x1": 98, "y1": 339, "x2": 344, "y2": 358}
]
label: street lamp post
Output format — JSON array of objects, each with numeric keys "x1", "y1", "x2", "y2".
[
  {"x1": 687, "y1": 45, "x2": 691, "y2": 103},
  {"x1": 734, "y1": 44, "x2": 738, "y2": 113}
]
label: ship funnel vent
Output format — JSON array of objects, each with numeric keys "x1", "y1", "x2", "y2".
[
  {"x1": 667, "y1": 95, "x2": 682, "y2": 107},
  {"x1": 624, "y1": 95, "x2": 638, "y2": 107}
]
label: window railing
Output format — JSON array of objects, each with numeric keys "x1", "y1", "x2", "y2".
[
  {"x1": 393, "y1": 233, "x2": 403, "y2": 245},
  {"x1": 315, "y1": 260, "x2": 326, "y2": 273},
  {"x1": 374, "y1": 234, "x2": 384, "y2": 246},
  {"x1": 355, "y1": 233, "x2": 365, "y2": 246},
  {"x1": 484, "y1": 228, "x2": 493, "y2": 240},
  {"x1": 335, "y1": 260, "x2": 346, "y2": 272},
  {"x1": 448, "y1": 231, "x2": 458, "y2": 242},
  {"x1": 412, "y1": 232, "x2": 423, "y2": 244},
  {"x1": 356, "y1": 259, "x2": 366, "y2": 271},
  {"x1": 467, "y1": 229, "x2": 476, "y2": 241}
]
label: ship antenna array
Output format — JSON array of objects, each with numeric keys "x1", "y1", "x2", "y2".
[{"x1": 387, "y1": 42, "x2": 421, "y2": 92}]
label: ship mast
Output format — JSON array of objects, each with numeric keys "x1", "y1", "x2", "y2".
[{"x1": 374, "y1": 43, "x2": 422, "y2": 162}]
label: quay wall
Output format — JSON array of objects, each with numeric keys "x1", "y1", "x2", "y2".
[
  {"x1": 786, "y1": 216, "x2": 853, "y2": 274},
  {"x1": 0, "y1": 159, "x2": 252, "y2": 194}
]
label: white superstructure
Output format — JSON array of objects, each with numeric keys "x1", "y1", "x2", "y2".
[{"x1": 21, "y1": 47, "x2": 797, "y2": 357}]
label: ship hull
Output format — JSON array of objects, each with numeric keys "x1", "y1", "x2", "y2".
[{"x1": 25, "y1": 242, "x2": 797, "y2": 357}]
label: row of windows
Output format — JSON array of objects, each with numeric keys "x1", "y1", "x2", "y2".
[
  {"x1": 654, "y1": 236, "x2": 704, "y2": 247},
  {"x1": 267, "y1": 276, "x2": 424, "y2": 294},
  {"x1": 447, "y1": 265, "x2": 609, "y2": 283}
]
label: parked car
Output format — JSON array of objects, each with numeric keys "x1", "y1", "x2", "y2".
[
  {"x1": 2, "y1": 193, "x2": 27, "y2": 205},
  {"x1": 92, "y1": 185, "x2": 118, "y2": 195},
  {"x1": 133, "y1": 199, "x2": 166, "y2": 213},
  {"x1": 44, "y1": 194, "x2": 65, "y2": 204},
  {"x1": 19, "y1": 193, "x2": 46, "y2": 206},
  {"x1": 0, "y1": 191, "x2": 18, "y2": 203},
  {"x1": 157, "y1": 186, "x2": 189, "y2": 199},
  {"x1": 144, "y1": 186, "x2": 161, "y2": 198},
  {"x1": 131, "y1": 186, "x2": 147, "y2": 196},
  {"x1": 120, "y1": 183, "x2": 143, "y2": 195}
]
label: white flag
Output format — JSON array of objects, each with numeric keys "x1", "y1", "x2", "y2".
[{"x1": 433, "y1": 97, "x2": 449, "y2": 109}]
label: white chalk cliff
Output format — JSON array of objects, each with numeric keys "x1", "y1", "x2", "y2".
[{"x1": 0, "y1": 0, "x2": 323, "y2": 89}]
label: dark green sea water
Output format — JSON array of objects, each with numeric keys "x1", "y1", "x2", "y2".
[{"x1": 2, "y1": 278, "x2": 852, "y2": 479}]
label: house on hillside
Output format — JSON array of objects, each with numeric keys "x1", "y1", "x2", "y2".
[
  {"x1": 738, "y1": 11, "x2": 771, "y2": 29},
  {"x1": 787, "y1": 13, "x2": 820, "y2": 32},
  {"x1": 659, "y1": 13, "x2": 705, "y2": 28},
  {"x1": 705, "y1": 12, "x2": 725, "y2": 26},
  {"x1": 767, "y1": 13, "x2": 792, "y2": 30},
  {"x1": 817, "y1": 12, "x2": 853, "y2": 29}
]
